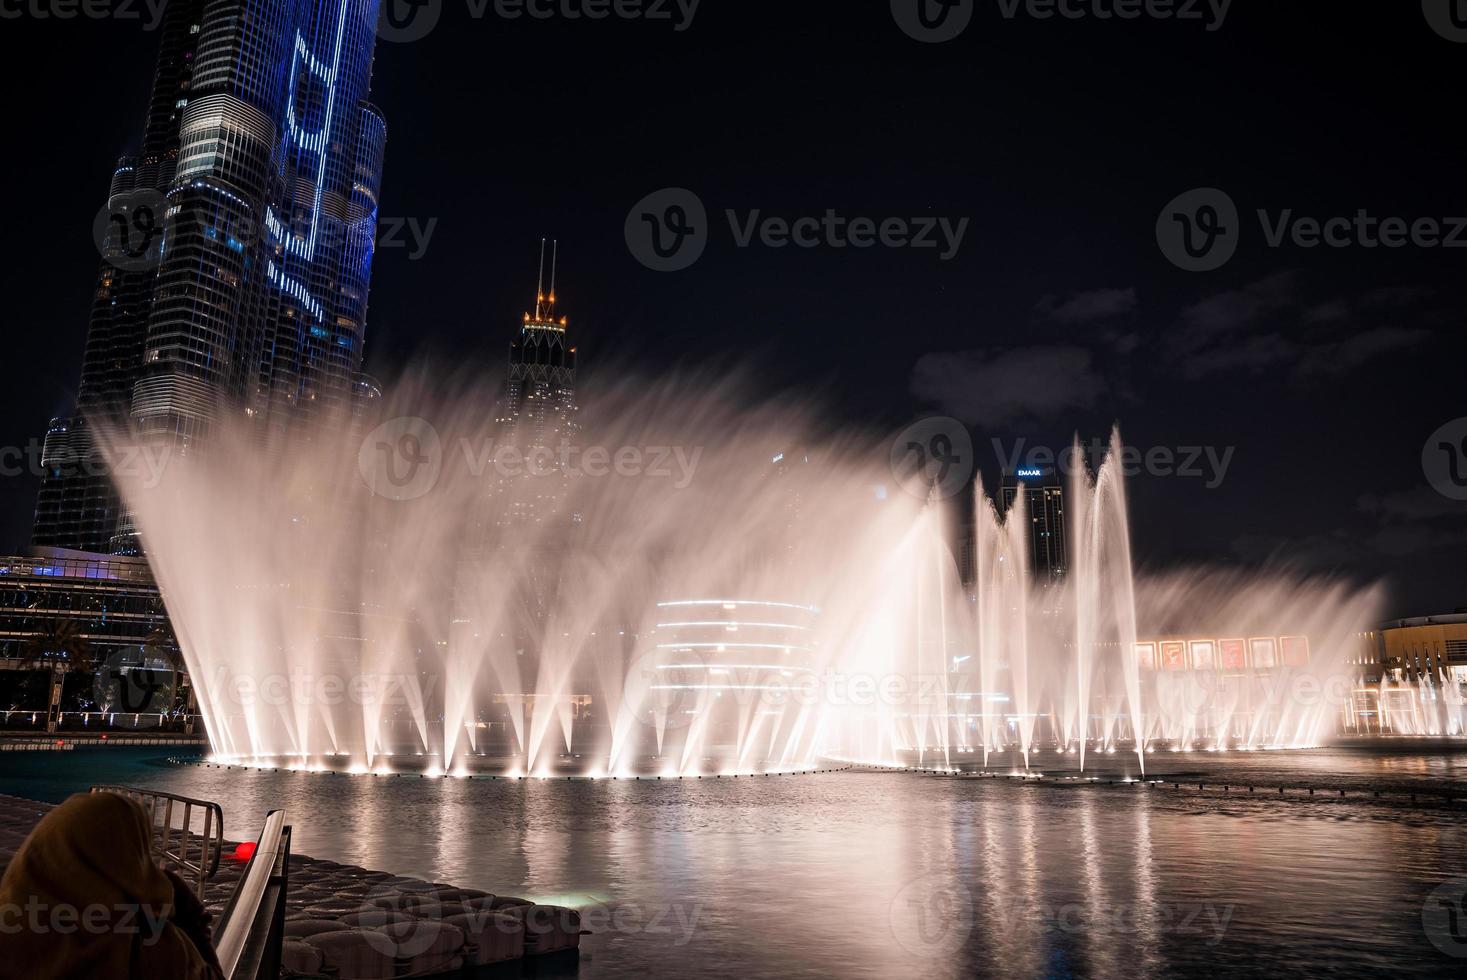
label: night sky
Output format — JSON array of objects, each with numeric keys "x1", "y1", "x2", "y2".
[{"x1": 0, "y1": 2, "x2": 1461, "y2": 617}]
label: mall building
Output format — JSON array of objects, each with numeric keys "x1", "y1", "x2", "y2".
[{"x1": 0, "y1": 548, "x2": 187, "y2": 732}]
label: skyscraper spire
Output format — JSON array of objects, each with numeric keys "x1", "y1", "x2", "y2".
[
  {"x1": 535, "y1": 238, "x2": 545, "y2": 315},
  {"x1": 528, "y1": 238, "x2": 564, "y2": 327}
]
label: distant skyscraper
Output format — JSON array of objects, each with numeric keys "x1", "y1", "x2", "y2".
[
  {"x1": 491, "y1": 240, "x2": 580, "y2": 531},
  {"x1": 770, "y1": 449, "x2": 811, "y2": 568},
  {"x1": 462, "y1": 241, "x2": 582, "y2": 633},
  {"x1": 1000, "y1": 468, "x2": 1067, "y2": 585},
  {"x1": 34, "y1": 0, "x2": 388, "y2": 554}
]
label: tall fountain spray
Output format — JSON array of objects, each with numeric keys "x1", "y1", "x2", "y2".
[{"x1": 104, "y1": 371, "x2": 1387, "y2": 776}]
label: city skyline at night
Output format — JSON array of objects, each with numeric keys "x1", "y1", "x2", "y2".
[
  {"x1": 0, "y1": 7, "x2": 1463, "y2": 979},
  {"x1": 2, "y1": 5, "x2": 1460, "y2": 619}
]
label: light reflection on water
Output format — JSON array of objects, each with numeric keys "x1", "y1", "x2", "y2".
[{"x1": 2, "y1": 747, "x2": 1464, "y2": 978}]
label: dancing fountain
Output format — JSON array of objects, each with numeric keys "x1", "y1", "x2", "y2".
[{"x1": 104, "y1": 367, "x2": 1389, "y2": 778}]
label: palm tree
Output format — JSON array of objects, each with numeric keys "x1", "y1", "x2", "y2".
[
  {"x1": 20, "y1": 620, "x2": 90, "y2": 666},
  {"x1": 142, "y1": 628, "x2": 184, "y2": 715},
  {"x1": 21, "y1": 621, "x2": 89, "y2": 733}
]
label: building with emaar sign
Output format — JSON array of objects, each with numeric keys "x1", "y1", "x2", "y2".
[{"x1": 1001, "y1": 466, "x2": 1066, "y2": 587}]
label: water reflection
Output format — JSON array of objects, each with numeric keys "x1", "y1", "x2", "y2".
[{"x1": 2, "y1": 749, "x2": 1464, "y2": 978}]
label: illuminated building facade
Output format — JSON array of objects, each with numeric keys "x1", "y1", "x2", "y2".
[
  {"x1": 1374, "y1": 614, "x2": 1467, "y2": 736},
  {"x1": 34, "y1": 0, "x2": 388, "y2": 555},
  {"x1": 0, "y1": 549, "x2": 184, "y2": 733},
  {"x1": 1133, "y1": 635, "x2": 1311, "y2": 672},
  {"x1": 1000, "y1": 467, "x2": 1067, "y2": 585},
  {"x1": 1379, "y1": 613, "x2": 1467, "y2": 683}
]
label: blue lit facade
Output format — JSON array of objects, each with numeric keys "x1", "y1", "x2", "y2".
[
  {"x1": 35, "y1": 0, "x2": 388, "y2": 554},
  {"x1": 136, "y1": 0, "x2": 387, "y2": 453}
]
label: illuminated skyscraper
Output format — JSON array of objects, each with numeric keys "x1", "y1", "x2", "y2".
[
  {"x1": 1000, "y1": 467, "x2": 1066, "y2": 585},
  {"x1": 34, "y1": 0, "x2": 388, "y2": 554},
  {"x1": 492, "y1": 240, "x2": 580, "y2": 530},
  {"x1": 32, "y1": 0, "x2": 206, "y2": 553}
]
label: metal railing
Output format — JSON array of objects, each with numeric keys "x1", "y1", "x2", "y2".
[
  {"x1": 215, "y1": 809, "x2": 290, "y2": 980},
  {"x1": 90, "y1": 785, "x2": 223, "y2": 899}
]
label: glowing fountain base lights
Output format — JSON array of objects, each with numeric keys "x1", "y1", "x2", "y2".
[{"x1": 198, "y1": 754, "x2": 839, "y2": 781}]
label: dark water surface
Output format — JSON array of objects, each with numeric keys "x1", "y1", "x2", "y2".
[{"x1": 2, "y1": 745, "x2": 1465, "y2": 978}]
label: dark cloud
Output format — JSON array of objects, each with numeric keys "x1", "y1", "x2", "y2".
[
  {"x1": 1230, "y1": 529, "x2": 1364, "y2": 572},
  {"x1": 1234, "y1": 484, "x2": 1467, "y2": 583},
  {"x1": 1034, "y1": 287, "x2": 1137, "y2": 323},
  {"x1": 1357, "y1": 486, "x2": 1464, "y2": 522},
  {"x1": 1169, "y1": 274, "x2": 1432, "y2": 381},
  {"x1": 1168, "y1": 272, "x2": 1299, "y2": 375},
  {"x1": 1295, "y1": 326, "x2": 1429, "y2": 379},
  {"x1": 909, "y1": 346, "x2": 1105, "y2": 426}
]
